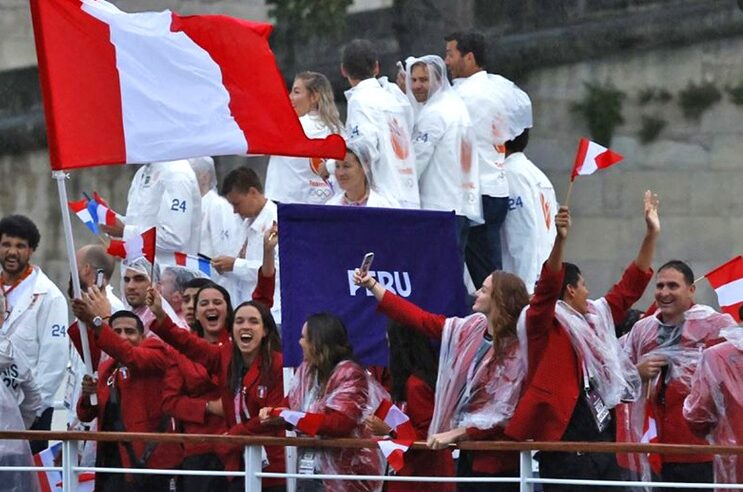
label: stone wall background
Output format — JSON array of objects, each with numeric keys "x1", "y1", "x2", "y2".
[{"x1": 1, "y1": 0, "x2": 743, "y2": 311}]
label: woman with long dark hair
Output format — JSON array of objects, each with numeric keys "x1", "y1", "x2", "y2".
[
  {"x1": 366, "y1": 321, "x2": 454, "y2": 491},
  {"x1": 148, "y1": 229, "x2": 286, "y2": 492},
  {"x1": 354, "y1": 269, "x2": 529, "y2": 492},
  {"x1": 260, "y1": 313, "x2": 387, "y2": 492},
  {"x1": 161, "y1": 283, "x2": 232, "y2": 492}
]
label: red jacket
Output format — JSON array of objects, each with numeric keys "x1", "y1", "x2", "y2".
[
  {"x1": 150, "y1": 315, "x2": 285, "y2": 487},
  {"x1": 161, "y1": 339, "x2": 228, "y2": 458},
  {"x1": 378, "y1": 292, "x2": 518, "y2": 475},
  {"x1": 387, "y1": 374, "x2": 454, "y2": 492},
  {"x1": 685, "y1": 340, "x2": 743, "y2": 486},
  {"x1": 71, "y1": 323, "x2": 183, "y2": 479},
  {"x1": 505, "y1": 261, "x2": 652, "y2": 442}
]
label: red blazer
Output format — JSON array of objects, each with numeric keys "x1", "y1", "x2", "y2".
[
  {"x1": 150, "y1": 315, "x2": 285, "y2": 487},
  {"x1": 505, "y1": 262, "x2": 652, "y2": 442},
  {"x1": 71, "y1": 324, "x2": 183, "y2": 476},
  {"x1": 161, "y1": 346, "x2": 228, "y2": 458},
  {"x1": 387, "y1": 374, "x2": 454, "y2": 492},
  {"x1": 378, "y1": 292, "x2": 517, "y2": 475}
]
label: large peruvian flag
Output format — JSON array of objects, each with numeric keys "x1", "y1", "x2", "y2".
[
  {"x1": 30, "y1": 0, "x2": 346, "y2": 169},
  {"x1": 705, "y1": 256, "x2": 743, "y2": 322}
]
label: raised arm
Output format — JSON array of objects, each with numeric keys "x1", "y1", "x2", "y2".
[
  {"x1": 146, "y1": 286, "x2": 222, "y2": 374},
  {"x1": 353, "y1": 270, "x2": 447, "y2": 340},
  {"x1": 634, "y1": 190, "x2": 660, "y2": 272}
]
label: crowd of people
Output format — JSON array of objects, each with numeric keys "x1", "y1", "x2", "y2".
[{"x1": 1, "y1": 30, "x2": 742, "y2": 492}]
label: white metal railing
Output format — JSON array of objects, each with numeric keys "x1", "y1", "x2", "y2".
[{"x1": 3, "y1": 430, "x2": 743, "y2": 491}]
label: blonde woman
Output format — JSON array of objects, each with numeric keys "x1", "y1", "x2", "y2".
[{"x1": 265, "y1": 71, "x2": 343, "y2": 205}]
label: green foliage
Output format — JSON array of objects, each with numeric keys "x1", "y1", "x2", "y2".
[
  {"x1": 637, "y1": 87, "x2": 672, "y2": 104},
  {"x1": 678, "y1": 81, "x2": 721, "y2": 120},
  {"x1": 638, "y1": 115, "x2": 666, "y2": 144},
  {"x1": 572, "y1": 82, "x2": 625, "y2": 146},
  {"x1": 267, "y1": 0, "x2": 352, "y2": 41},
  {"x1": 727, "y1": 83, "x2": 743, "y2": 106}
]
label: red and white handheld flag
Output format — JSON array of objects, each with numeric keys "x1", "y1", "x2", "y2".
[
  {"x1": 30, "y1": 0, "x2": 346, "y2": 169},
  {"x1": 641, "y1": 400, "x2": 662, "y2": 475},
  {"x1": 705, "y1": 256, "x2": 743, "y2": 322},
  {"x1": 571, "y1": 138, "x2": 623, "y2": 181},
  {"x1": 377, "y1": 439, "x2": 411, "y2": 472},
  {"x1": 373, "y1": 400, "x2": 416, "y2": 471},
  {"x1": 106, "y1": 227, "x2": 156, "y2": 264},
  {"x1": 271, "y1": 408, "x2": 324, "y2": 437},
  {"x1": 34, "y1": 442, "x2": 95, "y2": 492},
  {"x1": 374, "y1": 399, "x2": 416, "y2": 441}
]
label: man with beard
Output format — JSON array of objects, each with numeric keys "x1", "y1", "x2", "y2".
[{"x1": 0, "y1": 214, "x2": 68, "y2": 452}]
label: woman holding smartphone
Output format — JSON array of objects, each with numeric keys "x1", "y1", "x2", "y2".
[{"x1": 354, "y1": 268, "x2": 529, "y2": 492}]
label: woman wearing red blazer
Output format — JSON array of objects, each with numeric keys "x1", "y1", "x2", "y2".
[
  {"x1": 366, "y1": 320, "x2": 455, "y2": 492},
  {"x1": 161, "y1": 283, "x2": 233, "y2": 492},
  {"x1": 354, "y1": 267, "x2": 530, "y2": 492}
]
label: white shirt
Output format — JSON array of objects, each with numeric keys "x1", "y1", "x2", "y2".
[
  {"x1": 199, "y1": 189, "x2": 242, "y2": 259},
  {"x1": 325, "y1": 188, "x2": 400, "y2": 208},
  {"x1": 413, "y1": 89, "x2": 482, "y2": 222},
  {"x1": 265, "y1": 113, "x2": 337, "y2": 205},
  {"x1": 123, "y1": 160, "x2": 202, "y2": 266},
  {"x1": 2, "y1": 267, "x2": 68, "y2": 410},
  {"x1": 344, "y1": 78, "x2": 420, "y2": 209},
  {"x1": 500, "y1": 152, "x2": 558, "y2": 294},
  {"x1": 220, "y1": 200, "x2": 281, "y2": 322},
  {"x1": 453, "y1": 71, "x2": 516, "y2": 198}
]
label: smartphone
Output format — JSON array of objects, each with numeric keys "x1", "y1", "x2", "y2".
[
  {"x1": 359, "y1": 252, "x2": 374, "y2": 276},
  {"x1": 95, "y1": 268, "x2": 105, "y2": 288}
]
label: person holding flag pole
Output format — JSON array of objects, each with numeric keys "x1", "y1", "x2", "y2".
[{"x1": 504, "y1": 191, "x2": 658, "y2": 492}]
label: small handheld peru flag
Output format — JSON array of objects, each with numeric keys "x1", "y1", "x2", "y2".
[
  {"x1": 174, "y1": 252, "x2": 212, "y2": 276},
  {"x1": 374, "y1": 400, "x2": 416, "y2": 472},
  {"x1": 271, "y1": 408, "x2": 324, "y2": 437},
  {"x1": 68, "y1": 198, "x2": 99, "y2": 235},
  {"x1": 30, "y1": 0, "x2": 346, "y2": 169},
  {"x1": 705, "y1": 256, "x2": 743, "y2": 322},
  {"x1": 107, "y1": 227, "x2": 157, "y2": 263},
  {"x1": 571, "y1": 138, "x2": 623, "y2": 181},
  {"x1": 641, "y1": 400, "x2": 662, "y2": 475}
]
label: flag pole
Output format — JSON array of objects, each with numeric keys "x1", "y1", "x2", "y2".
[
  {"x1": 53, "y1": 170, "x2": 97, "y2": 405},
  {"x1": 564, "y1": 179, "x2": 575, "y2": 208}
]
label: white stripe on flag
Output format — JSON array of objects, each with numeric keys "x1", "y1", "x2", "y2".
[
  {"x1": 384, "y1": 404, "x2": 410, "y2": 429},
  {"x1": 714, "y1": 278, "x2": 743, "y2": 307}
]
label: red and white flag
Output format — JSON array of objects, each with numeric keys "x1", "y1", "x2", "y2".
[
  {"x1": 34, "y1": 442, "x2": 95, "y2": 492},
  {"x1": 705, "y1": 256, "x2": 743, "y2": 322},
  {"x1": 641, "y1": 400, "x2": 662, "y2": 475},
  {"x1": 374, "y1": 399, "x2": 416, "y2": 441},
  {"x1": 30, "y1": 0, "x2": 346, "y2": 169},
  {"x1": 107, "y1": 227, "x2": 156, "y2": 264},
  {"x1": 377, "y1": 439, "x2": 411, "y2": 472},
  {"x1": 271, "y1": 408, "x2": 324, "y2": 437},
  {"x1": 571, "y1": 138, "x2": 623, "y2": 181},
  {"x1": 373, "y1": 400, "x2": 416, "y2": 471}
]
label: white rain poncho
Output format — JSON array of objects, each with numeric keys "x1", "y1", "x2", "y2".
[
  {"x1": 554, "y1": 298, "x2": 642, "y2": 409},
  {"x1": 429, "y1": 312, "x2": 527, "y2": 435},
  {"x1": 0, "y1": 333, "x2": 41, "y2": 492},
  {"x1": 404, "y1": 55, "x2": 482, "y2": 223},
  {"x1": 618, "y1": 305, "x2": 735, "y2": 480},
  {"x1": 344, "y1": 76, "x2": 419, "y2": 209},
  {"x1": 683, "y1": 325, "x2": 743, "y2": 490},
  {"x1": 288, "y1": 360, "x2": 387, "y2": 492}
]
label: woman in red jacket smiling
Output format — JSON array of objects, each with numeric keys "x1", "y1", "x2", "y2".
[
  {"x1": 354, "y1": 267, "x2": 529, "y2": 492},
  {"x1": 161, "y1": 283, "x2": 233, "y2": 492}
]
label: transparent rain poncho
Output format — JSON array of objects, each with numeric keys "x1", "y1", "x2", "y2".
[
  {"x1": 683, "y1": 325, "x2": 743, "y2": 490},
  {"x1": 554, "y1": 298, "x2": 642, "y2": 409},
  {"x1": 288, "y1": 359, "x2": 387, "y2": 492},
  {"x1": 429, "y1": 312, "x2": 527, "y2": 435},
  {"x1": 618, "y1": 304, "x2": 736, "y2": 480},
  {"x1": 0, "y1": 334, "x2": 41, "y2": 492},
  {"x1": 404, "y1": 55, "x2": 450, "y2": 112}
]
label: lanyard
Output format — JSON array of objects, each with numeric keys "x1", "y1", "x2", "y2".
[{"x1": 233, "y1": 386, "x2": 249, "y2": 424}]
